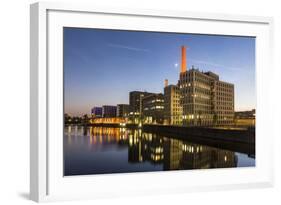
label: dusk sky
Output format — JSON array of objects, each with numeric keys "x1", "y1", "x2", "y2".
[{"x1": 64, "y1": 27, "x2": 255, "y2": 116}]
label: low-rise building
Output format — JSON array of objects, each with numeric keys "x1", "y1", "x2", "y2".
[
  {"x1": 91, "y1": 107, "x2": 102, "y2": 118},
  {"x1": 102, "y1": 105, "x2": 117, "y2": 118},
  {"x1": 234, "y1": 109, "x2": 255, "y2": 127}
]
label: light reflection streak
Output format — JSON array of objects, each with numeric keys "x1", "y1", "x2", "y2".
[{"x1": 64, "y1": 126, "x2": 251, "y2": 172}]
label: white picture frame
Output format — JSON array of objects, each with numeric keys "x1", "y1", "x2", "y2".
[{"x1": 30, "y1": 2, "x2": 274, "y2": 202}]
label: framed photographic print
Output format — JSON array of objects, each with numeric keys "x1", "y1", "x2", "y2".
[{"x1": 30, "y1": 2, "x2": 274, "y2": 202}]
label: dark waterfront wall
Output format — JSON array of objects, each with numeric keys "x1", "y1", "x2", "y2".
[
  {"x1": 142, "y1": 125, "x2": 255, "y2": 144},
  {"x1": 142, "y1": 124, "x2": 255, "y2": 156},
  {"x1": 85, "y1": 123, "x2": 255, "y2": 155}
]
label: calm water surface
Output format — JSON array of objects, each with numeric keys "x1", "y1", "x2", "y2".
[{"x1": 64, "y1": 125, "x2": 255, "y2": 176}]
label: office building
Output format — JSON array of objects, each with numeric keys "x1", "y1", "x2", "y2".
[
  {"x1": 129, "y1": 91, "x2": 153, "y2": 123},
  {"x1": 164, "y1": 80, "x2": 183, "y2": 125},
  {"x1": 178, "y1": 46, "x2": 234, "y2": 126},
  {"x1": 91, "y1": 107, "x2": 102, "y2": 118},
  {"x1": 102, "y1": 105, "x2": 117, "y2": 118},
  {"x1": 117, "y1": 104, "x2": 130, "y2": 117},
  {"x1": 212, "y1": 79, "x2": 235, "y2": 125},
  {"x1": 142, "y1": 93, "x2": 164, "y2": 124}
]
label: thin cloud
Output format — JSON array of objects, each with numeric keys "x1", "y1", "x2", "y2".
[
  {"x1": 107, "y1": 43, "x2": 150, "y2": 52},
  {"x1": 190, "y1": 59, "x2": 247, "y2": 72}
]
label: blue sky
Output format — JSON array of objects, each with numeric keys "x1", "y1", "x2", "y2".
[{"x1": 64, "y1": 28, "x2": 255, "y2": 116}]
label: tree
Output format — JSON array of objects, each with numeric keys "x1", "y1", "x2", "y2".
[
  {"x1": 64, "y1": 113, "x2": 72, "y2": 124},
  {"x1": 82, "y1": 114, "x2": 89, "y2": 125}
]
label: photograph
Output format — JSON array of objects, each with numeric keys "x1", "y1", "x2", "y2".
[{"x1": 63, "y1": 27, "x2": 256, "y2": 176}]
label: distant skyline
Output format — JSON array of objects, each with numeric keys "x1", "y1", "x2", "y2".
[{"x1": 64, "y1": 27, "x2": 256, "y2": 116}]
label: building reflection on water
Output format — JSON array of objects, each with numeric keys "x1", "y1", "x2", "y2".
[
  {"x1": 126, "y1": 129, "x2": 237, "y2": 170},
  {"x1": 65, "y1": 126, "x2": 239, "y2": 172}
]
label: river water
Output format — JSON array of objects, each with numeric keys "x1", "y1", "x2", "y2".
[{"x1": 64, "y1": 125, "x2": 255, "y2": 176}]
